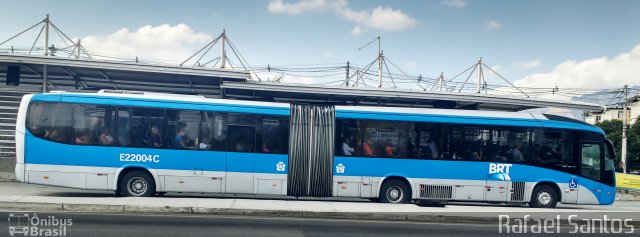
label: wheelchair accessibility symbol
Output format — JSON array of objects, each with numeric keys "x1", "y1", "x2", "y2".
[{"x1": 569, "y1": 179, "x2": 578, "y2": 188}]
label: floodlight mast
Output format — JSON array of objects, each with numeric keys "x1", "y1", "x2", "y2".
[
  {"x1": 43, "y1": 14, "x2": 50, "y2": 93},
  {"x1": 358, "y1": 36, "x2": 382, "y2": 88}
]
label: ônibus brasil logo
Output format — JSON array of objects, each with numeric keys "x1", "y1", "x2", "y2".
[{"x1": 8, "y1": 213, "x2": 72, "y2": 236}]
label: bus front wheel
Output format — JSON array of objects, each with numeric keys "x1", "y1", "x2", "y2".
[
  {"x1": 119, "y1": 170, "x2": 156, "y2": 197},
  {"x1": 529, "y1": 184, "x2": 558, "y2": 208},
  {"x1": 379, "y1": 179, "x2": 410, "y2": 204}
]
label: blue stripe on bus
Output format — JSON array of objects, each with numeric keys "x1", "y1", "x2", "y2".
[{"x1": 31, "y1": 94, "x2": 290, "y2": 116}]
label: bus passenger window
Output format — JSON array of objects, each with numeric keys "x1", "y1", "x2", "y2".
[
  {"x1": 228, "y1": 126, "x2": 255, "y2": 153},
  {"x1": 210, "y1": 113, "x2": 227, "y2": 151},
  {"x1": 335, "y1": 119, "x2": 358, "y2": 156},
  {"x1": 117, "y1": 108, "x2": 164, "y2": 148},
  {"x1": 531, "y1": 129, "x2": 576, "y2": 173},
  {"x1": 227, "y1": 114, "x2": 256, "y2": 153},
  {"x1": 27, "y1": 103, "x2": 49, "y2": 138},
  {"x1": 29, "y1": 103, "x2": 73, "y2": 144},
  {"x1": 72, "y1": 104, "x2": 115, "y2": 146},
  {"x1": 460, "y1": 127, "x2": 489, "y2": 161},
  {"x1": 257, "y1": 116, "x2": 289, "y2": 154},
  {"x1": 490, "y1": 128, "x2": 529, "y2": 163},
  {"x1": 166, "y1": 110, "x2": 200, "y2": 150}
]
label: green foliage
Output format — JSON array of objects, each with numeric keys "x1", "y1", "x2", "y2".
[{"x1": 595, "y1": 117, "x2": 640, "y2": 171}]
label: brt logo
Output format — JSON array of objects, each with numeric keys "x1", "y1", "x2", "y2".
[{"x1": 489, "y1": 163, "x2": 513, "y2": 174}]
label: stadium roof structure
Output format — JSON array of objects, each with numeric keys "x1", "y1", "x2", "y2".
[
  {"x1": 221, "y1": 81, "x2": 605, "y2": 112},
  {"x1": 0, "y1": 53, "x2": 605, "y2": 112},
  {"x1": 0, "y1": 53, "x2": 248, "y2": 97}
]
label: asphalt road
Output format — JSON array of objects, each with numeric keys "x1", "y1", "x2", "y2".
[{"x1": 1, "y1": 211, "x2": 637, "y2": 237}]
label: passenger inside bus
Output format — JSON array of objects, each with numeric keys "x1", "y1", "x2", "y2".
[
  {"x1": 383, "y1": 140, "x2": 395, "y2": 157},
  {"x1": 199, "y1": 138, "x2": 210, "y2": 150},
  {"x1": 341, "y1": 138, "x2": 354, "y2": 156},
  {"x1": 74, "y1": 131, "x2": 90, "y2": 145},
  {"x1": 99, "y1": 128, "x2": 114, "y2": 145},
  {"x1": 175, "y1": 128, "x2": 191, "y2": 149},
  {"x1": 46, "y1": 129, "x2": 65, "y2": 143},
  {"x1": 261, "y1": 141, "x2": 270, "y2": 153},
  {"x1": 511, "y1": 141, "x2": 525, "y2": 163},
  {"x1": 362, "y1": 139, "x2": 373, "y2": 156},
  {"x1": 426, "y1": 138, "x2": 439, "y2": 159},
  {"x1": 150, "y1": 126, "x2": 162, "y2": 148}
]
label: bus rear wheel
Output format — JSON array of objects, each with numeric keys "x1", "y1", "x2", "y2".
[
  {"x1": 120, "y1": 170, "x2": 156, "y2": 197},
  {"x1": 379, "y1": 179, "x2": 410, "y2": 204},
  {"x1": 529, "y1": 184, "x2": 558, "y2": 208}
]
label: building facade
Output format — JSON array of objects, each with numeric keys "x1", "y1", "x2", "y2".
[{"x1": 585, "y1": 94, "x2": 640, "y2": 125}]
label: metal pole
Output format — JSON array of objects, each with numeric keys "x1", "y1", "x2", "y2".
[
  {"x1": 220, "y1": 30, "x2": 226, "y2": 69},
  {"x1": 345, "y1": 61, "x2": 350, "y2": 86},
  {"x1": 622, "y1": 85, "x2": 628, "y2": 173},
  {"x1": 77, "y1": 39, "x2": 81, "y2": 58},
  {"x1": 476, "y1": 57, "x2": 482, "y2": 93},
  {"x1": 43, "y1": 14, "x2": 50, "y2": 93},
  {"x1": 378, "y1": 36, "x2": 382, "y2": 88}
]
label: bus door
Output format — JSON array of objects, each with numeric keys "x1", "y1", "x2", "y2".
[
  {"x1": 225, "y1": 114, "x2": 257, "y2": 194},
  {"x1": 578, "y1": 142, "x2": 602, "y2": 204}
]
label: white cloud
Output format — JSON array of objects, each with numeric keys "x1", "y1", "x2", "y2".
[
  {"x1": 441, "y1": 0, "x2": 467, "y2": 8},
  {"x1": 512, "y1": 59, "x2": 542, "y2": 69},
  {"x1": 267, "y1": 0, "x2": 416, "y2": 35},
  {"x1": 514, "y1": 44, "x2": 640, "y2": 89},
  {"x1": 267, "y1": 0, "x2": 330, "y2": 15},
  {"x1": 80, "y1": 24, "x2": 212, "y2": 64},
  {"x1": 485, "y1": 20, "x2": 502, "y2": 31}
]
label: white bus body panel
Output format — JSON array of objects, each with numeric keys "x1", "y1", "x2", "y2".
[{"x1": 14, "y1": 94, "x2": 32, "y2": 182}]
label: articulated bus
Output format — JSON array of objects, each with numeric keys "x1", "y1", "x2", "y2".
[{"x1": 15, "y1": 90, "x2": 616, "y2": 208}]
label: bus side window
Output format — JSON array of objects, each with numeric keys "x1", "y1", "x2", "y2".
[
  {"x1": 116, "y1": 108, "x2": 130, "y2": 147},
  {"x1": 489, "y1": 127, "x2": 529, "y2": 163},
  {"x1": 335, "y1": 119, "x2": 358, "y2": 156},
  {"x1": 27, "y1": 102, "x2": 50, "y2": 138},
  {"x1": 257, "y1": 116, "x2": 289, "y2": 154},
  {"x1": 210, "y1": 113, "x2": 227, "y2": 151},
  {"x1": 72, "y1": 104, "x2": 115, "y2": 146},
  {"x1": 227, "y1": 114, "x2": 256, "y2": 153},
  {"x1": 31, "y1": 103, "x2": 72, "y2": 144},
  {"x1": 530, "y1": 129, "x2": 576, "y2": 173},
  {"x1": 166, "y1": 110, "x2": 200, "y2": 150}
]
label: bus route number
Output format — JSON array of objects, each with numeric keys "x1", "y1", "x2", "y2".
[{"x1": 119, "y1": 153, "x2": 160, "y2": 163}]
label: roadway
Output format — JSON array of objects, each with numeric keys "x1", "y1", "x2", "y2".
[{"x1": 1, "y1": 211, "x2": 636, "y2": 237}]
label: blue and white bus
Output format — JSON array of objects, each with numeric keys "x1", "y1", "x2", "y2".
[{"x1": 15, "y1": 90, "x2": 616, "y2": 208}]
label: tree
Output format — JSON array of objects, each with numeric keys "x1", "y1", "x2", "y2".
[{"x1": 595, "y1": 117, "x2": 640, "y2": 171}]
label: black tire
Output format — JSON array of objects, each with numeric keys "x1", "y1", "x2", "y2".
[
  {"x1": 529, "y1": 184, "x2": 558, "y2": 208},
  {"x1": 378, "y1": 179, "x2": 411, "y2": 203},
  {"x1": 119, "y1": 170, "x2": 156, "y2": 197}
]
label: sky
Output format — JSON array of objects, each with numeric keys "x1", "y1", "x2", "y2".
[{"x1": 1, "y1": 0, "x2": 640, "y2": 96}]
